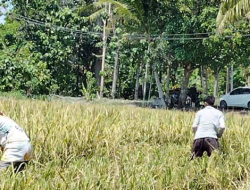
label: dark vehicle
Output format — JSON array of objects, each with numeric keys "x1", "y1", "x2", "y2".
[{"x1": 166, "y1": 88, "x2": 202, "y2": 108}]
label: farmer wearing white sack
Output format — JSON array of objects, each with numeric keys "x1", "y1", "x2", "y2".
[
  {"x1": 0, "y1": 112, "x2": 32, "y2": 173},
  {"x1": 191, "y1": 96, "x2": 226, "y2": 159}
]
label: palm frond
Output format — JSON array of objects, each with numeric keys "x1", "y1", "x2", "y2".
[
  {"x1": 247, "y1": 11, "x2": 250, "y2": 18},
  {"x1": 93, "y1": 1, "x2": 106, "y2": 9},
  {"x1": 129, "y1": 0, "x2": 145, "y2": 26},
  {"x1": 87, "y1": 8, "x2": 105, "y2": 21},
  {"x1": 99, "y1": 0, "x2": 127, "y2": 9},
  {"x1": 99, "y1": 0, "x2": 140, "y2": 23},
  {"x1": 77, "y1": 4, "x2": 94, "y2": 13},
  {"x1": 217, "y1": 0, "x2": 250, "y2": 33}
]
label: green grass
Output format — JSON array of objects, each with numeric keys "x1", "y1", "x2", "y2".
[{"x1": 0, "y1": 98, "x2": 249, "y2": 189}]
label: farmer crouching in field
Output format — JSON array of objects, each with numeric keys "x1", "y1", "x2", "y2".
[
  {"x1": 191, "y1": 96, "x2": 226, "y2": 158},
  {"x1": 0, "y1": 112, "x2": 32, "y2": 173}
]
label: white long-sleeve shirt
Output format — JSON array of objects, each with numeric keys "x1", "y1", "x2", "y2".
[
  {"x1": 0, "y1": 115, "x2": 30, "y2": 148},
  {"x1": 192, "y1": 106, "x2": 226, "y2": 139}
]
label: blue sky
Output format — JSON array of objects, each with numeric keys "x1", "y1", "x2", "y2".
[
  {"x1": 0, "y1": 1, "x2": 12, "y2": 24},
  {"x1": 0, "y1": 15, "x2": 5, "y2": 24},
  {"x1": 0, "y1": 5, "x2": 6, "y2": 24}
]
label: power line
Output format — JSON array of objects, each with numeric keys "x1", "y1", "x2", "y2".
[
  {"x1": 8, "y1": 13, "x2": 250, "y2": 41},
  {"x1": 125, "y1": 35, "x2": 211, "y2": 40},
  {"x1": 10, "y1": 13, "x2": 103, "y2": 35},
  {"x1": 150, "y1": 32, "x2": 214, "y2": 36},
  {"x1": 10, "y1": 13, "x2": 213, "y2": 40}
]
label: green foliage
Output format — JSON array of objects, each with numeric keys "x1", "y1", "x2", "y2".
[
  {"x1": 81, "y1": 71, "x2": 98, "y2": 100},
  {"x1": 9, "y1": 0, "x2": 100, "y2": 96},
  {"x1": 0, "y1": 21, "x2": 51, "y2": 94},
  {"x1": 0, "y1": 0, "x2": 249, "y2": 100}
]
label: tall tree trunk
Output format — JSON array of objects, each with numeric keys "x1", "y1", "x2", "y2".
[
  {"x1": 94, "y1": 56, "x2": 102, "y2": 86},
  {"x1": 246, "y1": 65, "x2": 250, "y2": 86},
  {"x1": 230, "y1": 64, "x2": 234, "y2": 91},
  {"x1": 154, "y1": 64, "x2": 166, "y2": 108},
  {"x1": 247, "y1": 75, "x2": 250, "y2": 86},
  {"x1": 143, "y1": 44, "x2": 150, "y2": 101},
  {"x1": 118, "y1": 67, "x2": 121, "y2": 98},
  {"x1": 226, "y1": 66, "x2": 230, "y2": 94},
  {"x1": 143, "y1": 59, "x2": 148, "y2": 101},
  {"x1": 111, "y1": 45, "x2": 120, "y2": 99},
  {"x1": 94, "y1": 0, "x2": 102, "y2": 87},
  {"x1": 143, "y1": 63, "x2": 148, "y2": 101},
  {"x1": 178, "y1": 65, "x2": 193, "y2": 108},
  {"x1": 142, "y1": 74, "x2": 147, "y2": 101},
  {"x1": 166, "y1": 64, "x2": 170, "y2": 97},
  {"x1": 100, "y1": 3, "x2": 110, "y2": 98},
  {"x1": 159, "y1": 70, "x2": 162, "y2": 83},
  {"x1": 148, "y1": 69, "x2": 153, "y2": 102},
  {"x1": 100, "y1": 25, "x2": 107, "y2": 98},
  {"x1": 134, "y1": 62, "x2": 140, "y2": 100},
  {"x1": 214, "y1": 69, "x2": 220, "y2": 97},
  {"x1": 200, "y1": 66, "x2": 204, "y2": 91},
  {"x1": 76, "y1": 63, "x2": 80, "y2": 95},
  {"x1": 204, "y1": 66, "x2": 208, "y2": 95}
]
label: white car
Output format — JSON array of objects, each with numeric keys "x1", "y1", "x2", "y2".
[{"x1": 220, "y1": 87, "x2": 250, "y2": 109}]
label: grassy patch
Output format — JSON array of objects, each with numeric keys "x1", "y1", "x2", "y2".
[{"x1": 0, "y1": 98, "x2": 249, "y2": 189}]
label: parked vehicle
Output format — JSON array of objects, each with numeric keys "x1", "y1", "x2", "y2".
[
  {"x1": 220, "y1": 87, "x2": 250, "y2": 109},
  {"x1": 166, "y1": 88, "x2": 202, "y2": 108}
]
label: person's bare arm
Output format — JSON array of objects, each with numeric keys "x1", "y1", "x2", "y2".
[
  {"x1": 217, "y1": 115, "x2": 226, "y2": 138},
  {"x1": 192, "y1": 113, "x2": 200, "y2": 134}
]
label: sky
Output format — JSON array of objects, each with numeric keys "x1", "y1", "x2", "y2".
[
  {"x1": 0, "y1": 1, "x2": 12, "y2": 24},
  {"x1": 0, "y1": 6, "x2": 6, "y2": 24},
  {"x1": 0, "y1": 15, "x2": 5, "y2": 24}
]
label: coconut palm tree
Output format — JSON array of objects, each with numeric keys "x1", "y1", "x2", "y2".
[
  {"x1": 87, "y1": 0, "x2": 166, "y2": 100},
  {"x1": 85, "y1": 0, "x2": 137, "y2": 98},
  {"x1": 217, "y1": 0, "x2": 250, "y2": 32}
]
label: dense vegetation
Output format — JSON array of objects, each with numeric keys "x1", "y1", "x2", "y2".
[
  {"x1": 0, "y1": 98, "x2": 249, "y2": 189},
  {"x1": 0, "y1": 0, "x2": 250, "y2": 106},
  {"x1": 1, "y1": 1, "x2": 250, "y2": 189}
]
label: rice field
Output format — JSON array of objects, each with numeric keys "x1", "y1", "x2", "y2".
[{"x1": 0, "y1": 98, "x2": 250, "y2": 189}]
